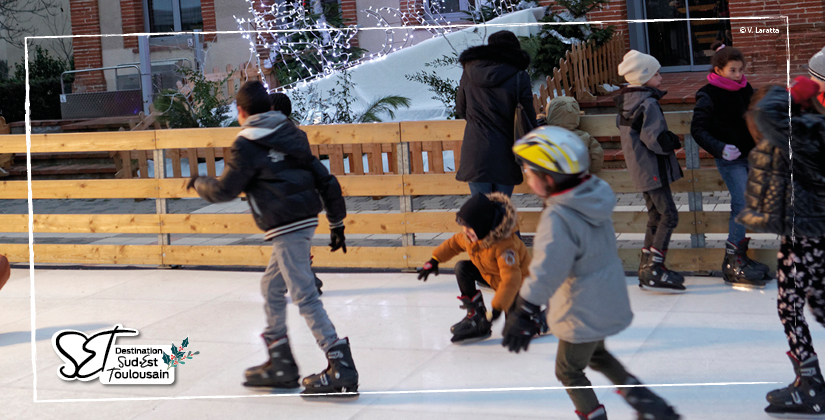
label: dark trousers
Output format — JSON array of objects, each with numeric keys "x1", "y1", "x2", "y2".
[
  {"x1": 455, "y1": 260, "x2": 490, "y2": 297},
  {"x1": 555, "y1": 339, "x2": 631, "y2": 413},
  {"x1": 777, "y1": 235, "x2": 825, "y2": 362},
  {"x1": 642, "y1": 183, "x2": 679, "y2": 252},
  {"x1": 468, "y1": 182, "x2": 515, "y2": 197}
]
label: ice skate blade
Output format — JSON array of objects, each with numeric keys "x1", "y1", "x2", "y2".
[
  {"x1": 300, "y1": 386, "x2": 360, "y2": 400},
  {"x1": 638, "y1": 283, "x2": 686, "y2": 294},
  {"x1": 765, "y1": 409, "x2": 825, "y2": 419},
  {"x1": 451, "y1": 332, "x2": 492, "y2": 344},
  {"x1": 725, "y1": 280, "x2": 768, "y2": 290},
  {"x1": 242, "y1": 380, "x2": 301, "y2": 390}
]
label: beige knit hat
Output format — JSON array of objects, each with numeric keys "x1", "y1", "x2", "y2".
[{"x1": 618, "y1": 50, "x2": 661, "y2": 86}]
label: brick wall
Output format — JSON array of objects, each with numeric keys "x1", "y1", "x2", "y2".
[
  {"x1": 730, "y1": 0, "x2": 825, "y2": 74},
  {"x1": 70, "y1": 0, "x2": 106, "y2": 92},
  {"x1": 341, "y1": 0, "x2": 359, "y2": 47},
  {"x1": 121, "y1": 0, "x2": 143, "y2": 50},
  {"x1": 202, "y1": 0, "x2": 217, "y2": 42}
]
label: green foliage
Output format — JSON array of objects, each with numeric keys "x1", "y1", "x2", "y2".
[
  {"x1": 462, "y1": 0, "x2": 537, "y2": 23},
  {"x1": 273, "y1": 2, "x2": 365, "y2": 85},
  {"x1": 153, "y1": 67, "x2": 235, "y2": 128},
  {"x1": 358, "y1": 96, "x2": 412, "y2": 123},
  {"x1": 12, "y1": 45, "x2": 73, "y2": 82},
  {"x1": 0, "y1": 60, "x2": 8, "y2": 81},
  {"x1": 522, "y1": 1, "x2": 614, "y2": 80},
  {"x1": 405, "y1": 54, "x2": 460, "y2": 119},
  {"x1": 0, "y1": 78, "x2": 62, "y2": 122}
]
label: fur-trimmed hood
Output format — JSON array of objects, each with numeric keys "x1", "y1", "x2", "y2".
[
  {"x1": 480, "y1": 192, "x2": 519, "y2": 248},
  {"x1": 458, "y1": 45, "x2": 531, "y2": 88}
]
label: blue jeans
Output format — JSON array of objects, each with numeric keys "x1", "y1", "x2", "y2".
[
  {"x1": 715, "y1": 157, "x2": 749, "y2": 244},
  {"x1": 468, "y1": 182, "x2": 515, "y2": 197}
]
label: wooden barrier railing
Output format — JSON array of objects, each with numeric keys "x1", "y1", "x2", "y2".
[
  {"x1": 0, "y1": 111, "x2": 776, "y2": 271},
  {"x1": 532, "y1": 34, "x2": 625, "y2": 111}
]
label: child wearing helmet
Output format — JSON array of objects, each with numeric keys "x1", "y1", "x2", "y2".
[
  {"x1": 504, "y1": 125, "x2": 681, "y2": 420},
  {"x1": 416, "y1": 192, "x2": 537, "y2": 344},
  {"x1": 615, "y1": 50, "x2": 686, "y2": 292}
]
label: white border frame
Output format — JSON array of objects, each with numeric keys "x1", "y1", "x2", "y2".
[{"x1": 25, "y1": 14, "x2": 792, "y2": 403}]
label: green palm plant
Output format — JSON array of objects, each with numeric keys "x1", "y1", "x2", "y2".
[{"x1": 357, "y1": 95, "x2": 411, "y2": 123}]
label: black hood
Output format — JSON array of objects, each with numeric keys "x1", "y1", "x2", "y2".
[{"x1": 458, "y1": 45, "x2": 531, "y2": 88}]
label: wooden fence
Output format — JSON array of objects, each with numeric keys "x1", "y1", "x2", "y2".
[
  {"x1": 533, "y1": 35, "x2": 625, "y2": 112},
  {"x1": 0, "y1": 112, "x2": 776, "y2": 271}
]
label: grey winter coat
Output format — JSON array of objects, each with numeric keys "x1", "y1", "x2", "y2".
[
  {"x1": 519, "y1": 176, "x2": 634, "y2": 344},
  {"x1": 455, "y1": 44, "x2": 537, "y2": 185},
  {"x1": 614, "y1": 86, "x2": 684, "y2": 192}
]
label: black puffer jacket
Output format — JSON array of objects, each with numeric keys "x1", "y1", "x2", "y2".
[
  {"x1": 691, "y1": 83, "x2": 755, "y2": 159},
  {"x1": 455, "y1": 44, "x2": 537, "y2": 185},
  {"x1": 194, "y1": 111, "x2": 346, "y2": 240},
  {"x1": 736, "y1": 86, "x2": 825, "y2": 237}
]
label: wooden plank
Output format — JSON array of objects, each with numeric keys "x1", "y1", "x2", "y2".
[
  {"x1": 1, "y1": 244, "x2": 163, "y2": 265},
  {"x1": 366, "y1": 143, "x2": 384, "y2": 174},
  {"x1": 578, "y1": 112, "x2": 692, "y2": 137},
  {"x1": 119, "y1": 150, "x2": 132, "y2": 179},
  {"x1": 186, "y1": 148, "x2": 199, "y2": 176},
  {"x1": 329, "y1": 145, "x2": 345, "y2": 175},
  {"x1": 156, "y1": 175, "x2": 403, "y2": 198},
  {"x1": 170, "y1": 149, "x2": 182, "y2": 178},
  {"x1": 404, "y1": 174, "x2": 472, "y2": 195},
  {"x1": 409, "y1": 142, "x2": 424, "y2": 174},
  {"x1": 618, "y1": 247, "x2": 776, "y2": 272},
  {"x1": 0, "y1": 179, "x2": 159, "y2": 199},
  {"x1": 691, "y1": 168, "x2": 726, "y2": 192},
  {"x1": 137, "y1": 150, "x2": 149, "y2": 178},
  {"x1": 303, "y1": 123, "x2": 401, "y2": 145},
  {"x1": 0, "y1": 214, "x2": 160, "y2": 234},
  {"x1": 162, "y1": 245, "x2": 412, "y2": 268},
  {"x1": 0, "y1": 131, "x2": 157, "y2": 154},
  {"x1": 612, "y1": 210, "x2": 696, "y2": 234},
  {"x1": 205, "y1": 148, "x2": 217, "y2": 177},
  {"x1": 431, "y1": 142, "x2": 444, "y2": 174},
  {"x1": 400, "y1": 120, "x2": 465, "y2": 142},
  {"x1": 350, "y1": 144, "x2": 364, "y2": 175},
  {"x1": 693, "y1": 211, "x2": 765, "y2": 234},
  {"x1": 158, "y1": 213, "x2": 406, "y2": 235}
]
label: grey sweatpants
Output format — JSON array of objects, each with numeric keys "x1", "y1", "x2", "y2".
[{"x1": 261, "y1": 225, "x2": 339, "y2": 352}]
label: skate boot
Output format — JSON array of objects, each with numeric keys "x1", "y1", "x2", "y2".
[
  {"x1": 619, "y1": 376, "x2": 681, "y2": 420},
  {"x1": 243, "y1": 336, "x2": 300, "y2": 388},
  {"x1": 765, "y1": 353, "x2": 825, "y2": 418},
  {"x1": 638, "y1": 248, "x2": 651, "y2": 277},
  {"x1": 722, "y1": 240, "x2": 769, "y2": 288},
  {"x1": 576, "y1": 405, "x2": 607, "y2": 420},
  {"x1": 301, "y1": 337, "x2": 359, "y2": 397},
  {"x1": 638, "y1": 249, "x2": 686, "y2": 292},
  {"x1": 738, "y1": 237, "x2": 773, "y2": 280},
  {"x1": 450, "y1": 291, "x2": 492, "y2": 343}
]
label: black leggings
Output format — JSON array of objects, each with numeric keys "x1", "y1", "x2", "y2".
[
  {"x1": 777, "y1": 235, "x2": 825, "y2": 362},
  {"x1": 642, "y1": 183, "x2": 679, "y2": 252},
  {"x1": 455, "y1": 260, "x2": 491, "y2": 297}
]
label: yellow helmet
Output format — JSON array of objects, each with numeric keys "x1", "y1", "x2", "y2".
[{"x1": 512, "y1": 126, "x2": 589, "y2": 176}]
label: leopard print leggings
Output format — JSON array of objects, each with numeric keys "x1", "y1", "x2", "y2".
[{"x1": 777, "y1": 235, "x2": 825, "y2": 361}]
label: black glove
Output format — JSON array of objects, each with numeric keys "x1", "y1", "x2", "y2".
[
  {"x1": 491, "y1": 309, "x2": 502, "y2": 322},
  {"x1": 186, "y1": 175, "x2": 199, "y2": 192},
  {"x1": 501, "y1": 296, "x2": 542, "y2": 353},
  {"x1": 417, "y1": 258, "x2": 439, "y2": 281},
  {"x1": 329, "y1": 226, "x2": 346, "y2": 253},
  {"x1": 657, "y1": 130, "x2": 682, "y2": 153}
]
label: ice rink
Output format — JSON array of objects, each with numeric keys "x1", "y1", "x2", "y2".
[{"x1": 0, "y1": 266, "x2": 812, "y2": 419}]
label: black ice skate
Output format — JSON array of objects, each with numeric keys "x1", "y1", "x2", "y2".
[
  {"x1": 301, "y1": 337, "x2": 359, "y2": 398},
  {"x1": 765, "y1": 353, "x2": 825, "y2": 418},
  {"x1": 638, "y1": 249, "x2": 686, "y2": 292},
  {"x1": 723, "y1": 240, "x2": 769, "y2": 288},
  {"x1": 638, "y1": 248, "x2": 651, "y2": 276},
  {"x1": 619, "y1": 376, "x2": 681, "y2": 420},
  {"x1": 450, "y1": 291, "x2": 492, "y2": 343},
  {"x1": 576, "y1": 404, "x2": 607, "y2": 420},
  {"x1": 738, "y1": 237, "x2": 774, "y2": 280},
  {"x1": 243, "y1": 336, "x2": 300, "y2": 389}
]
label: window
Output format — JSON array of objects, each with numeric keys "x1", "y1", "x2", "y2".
[
  {"x1": 423, "y1": 0, "x2": 471, "y2": 22},
  {"x1": 144, "y1": 0, "x2": 203, "y2": 34}
]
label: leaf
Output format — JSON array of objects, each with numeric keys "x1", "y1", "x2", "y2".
[
  {"x1": 193, "y1": 351, "x2": 200, "y2": 355},
  {"x1": 182, "y1": 337, "x2": 189, "y2": 348},
  {"x1": 356, "y1": 95, "x2": 411, "y2": 123},
  {"x1": 171, "y1": 345, "x2": 178, "y2": 355},
  {"x1": 162, "y1": 353, "x2": 171, "y2": 365},
  {"x1": 179, "y1": 361, "x2": 185, "y2": 364}
]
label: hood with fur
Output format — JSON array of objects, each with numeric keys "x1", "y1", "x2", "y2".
[
  {"x1": 546, "y1": 96, "x2": 581, "y2": 130},
  {"x1": 480, "y1": 192, "x2": 519, "y2": 248},
  {"x1": 458, "y1": 45, "x2": 531, "y2": 88}
]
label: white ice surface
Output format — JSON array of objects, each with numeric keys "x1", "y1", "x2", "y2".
[{"x1": 1, "y1": 268, "x2": 799, "y2": 419}]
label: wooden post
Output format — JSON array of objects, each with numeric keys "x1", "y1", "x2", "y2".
[
  {"x1": 155, "y1": 147, "x2": 172, "y2": 268},
  {"x1": 397, "y1": 142, "x2": 415, "y2": 248},
  {"x1": 684, "y1": 133, "x2": 706, "y2": 249}
]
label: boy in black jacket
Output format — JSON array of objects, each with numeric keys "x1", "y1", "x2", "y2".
[{"x1": 189, "y1": 81, "x2": 358, "y2": 396}]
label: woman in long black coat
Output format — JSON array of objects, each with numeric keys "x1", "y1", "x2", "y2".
[{"x1": 455, "y1": 30, "x2": 537, "y2": 196}]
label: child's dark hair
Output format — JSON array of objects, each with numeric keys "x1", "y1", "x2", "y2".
[
  {"x1": 235, "y1": 81, "x2": 271, "y2": 116},
  {"x1": 745, "y1": 84, "x2": 783, "y2": 143},
  {"x1": 709, "y1": 42, "x2": 746, "y2": 72},
  {"x1": 269, "y1": 92, "x2": 292, "y2": 117}
]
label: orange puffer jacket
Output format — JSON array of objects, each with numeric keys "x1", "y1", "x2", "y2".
[{"x1": 431, "y1": 193, "x2": 530, "y2": 311}]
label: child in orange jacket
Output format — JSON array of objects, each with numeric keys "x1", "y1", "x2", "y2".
[{"x1": 417, "y1": 192, "x2": 537, "y2": 343}]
